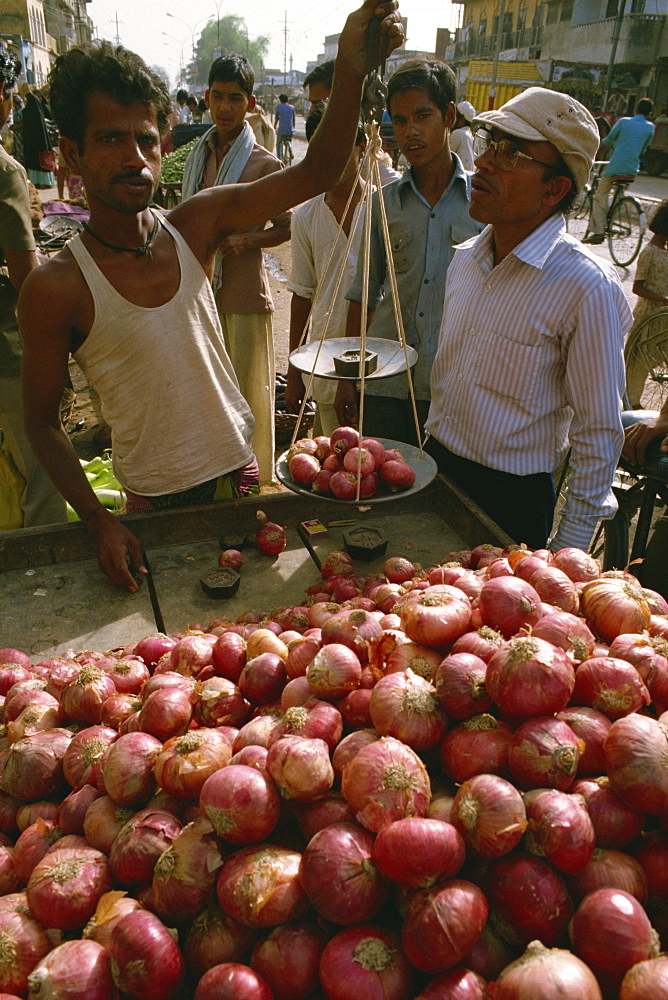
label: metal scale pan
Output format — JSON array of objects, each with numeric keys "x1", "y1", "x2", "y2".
[{"x1": 289, "y1": 337, "x2": 418, "y2": 381}]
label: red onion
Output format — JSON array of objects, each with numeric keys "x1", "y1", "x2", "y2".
[
  {"x1": 383, "y1": 641, "x2": 442, "y2": 683},
  {"x1": 83, "y1": 890, "x2": 143, "y2": 948},
  {"x1": 528, "y1": 564, "x2": 579, "y2": 614},
  {"x1": 566, "y1": 847, "x2": 648, "y2": 903},
  {"x1": 211, "y1": 631, "x2": 247, "y2": 681},
  {"x1": 134, "y1": 633, "x2": 176, "y2": 668},
  {"x1": 109, "y1": 909, "x2": 185, "y2": 1000},
  {"x1": 452, "y1": 774, "x2": 527, "y2": 858},
  {"x1": 320, "y1": 549, "x2": 355, "y2": 579},
  {"x1": 3, "y1": 687, "x2": 57, "y2": 724},
  {"x1": 369, "y1": 669, "x2": 447, "y2": 750},
  {"x1": 401, "y1": 879, "x2": 489, "y2": 974},
  {"x1": 27, "y1": 846, "x2": 113, "y2": 929},
  {"x1": 319, "y1": 924, "x2": 413, "y2": 1000},
  {"x1": 0, "y1": 665, "x2": 32, "y2": 698},
  {"x1": 109, "y1": 808, "x2": 181, "y2": 885},
  {"x1": 285, "y1": 635, "x2": 321, "y2": 678},
  {"x1": 306, "y1": 643, "x2": 361, "y2": 699},
  {"x1": 580, "y1": 578, "x2": 651, "y2": 642},
  {"x1": 169, "y1": 634, "x2": 214, "y2": 677},
  {"x1": 400, "y1": 590, "x2": 472, "y2": 648},
  {"x1": 228, "y1": 744, "x2": 268, "y2": 771},
  {"x1": 299, "y1": 821, "x2": 388, "y2": 924},
  {"x1": 605, "y1": 713, "x2": 668, "y2": 814},
  {"x1": 28, "y1": 938, "x2": 115, "y2": 1000},
  {"x1": 523, "y1": 788, "x2": 595, "y2": 873},
  {"x1": 554, "y1": 707, "x2": 610, "y2": 776},
  {"x1": 331, "y1": 730, "x2": 380, "y2": 783},
  {"x1": 609, "y1": 633, "x2": 668, "y2": 711},
  {"x1": 434, "y1": 652, "x2": 492, "y2": 719},
  {"x1": 339, "y1": 687, "x2": 373, "y2": 727},
  {"x1": 57, "y1": 784, "x2": 101, "y2": 835},
  {"x1": 193, "y1": 963, "x2": 273, "y2": 1000},
  {"x1": 266, "y1": 734, "x2": 334, "y2": 801},
  {"x1": 633, "y1": 830, "x2": 668, "y2": 899},
  {"x1": 152, "y1": 817, "x2": 224, "y2": 923},
  {"x1": 532, "y1": 609, "x2": 596, "y2": 664},
  {"x1": 620, "y1": 956, "x2": 668, "y2": 999},
  {"x1": 83, "y1": 795, "x2": 134, "y2": 854},
  {"x1": 383, "y1": 556, "x2": 415, "y2": 584},
  {"x1": 486, "y1": 636, "x2": 575, "y2": 717},
  {"x1": 572, "y1": 656, "x2": 650, "y2": 719},
  {"x1": 235, "y1": 714, "x2": 279, "y2": 747},
  {"x1": 0, "y1": 647, "x2": 31, "y2": 670},
  {"x1": 552, "y1": 547, "x2": 601, "y2": 582},
  {"x1": 0, "y1": 907, "x2": 51, "y2": 995},
  {"x1": 61, "y1": 726, "x2": 118, "y2": 792},
  {"x1": 59, "y1": 665, "x2": 117, "y2": 725},
  {"x1": 200, "y1": 764, "x2": 281, "y2": 843},
  {"x1": 372, "y1": 816, "x2": 465, "y2": 887},
  {"x1": 508, "y1": 716, "x2": 582, "y2": 790},
  {"x1": 452, "y1": 625, "x2": 504, "y2": 663},
  {"x1": 490, "y1": 939, "x2": 603, "y2": 1000},
  {"x1": 194, "y1": 677, "x2": 250, "y2": 728},
  {"x1": 153, "y1": 728, "x2": 232, "y2": 799},
  {"x1": 414, "y1": 967, "x2": 486, "y2": 999},
  {"x1": 102, "y1": 732, "x2": 162, "y2": 807},
  {"x1": 44, "y1": 659, "x2": 79, "y2": 699},
  {"x1": 101, "y1": 694, "x2": 140, "y2": 730},
  {"x1": 570, "y1": 887, "x2": 658, "y2": 994},
  {"x1": 571, "y1": 777, "x2": 644, "y2": 848},
  {"x1": 12, "y1": 817, "x2": 62, "y2": 883},
  {"x1": 239, "y1": 653, "x2": 287, "y2": 705},
  {"x1": 440, "y1": 714, "x2": 513, "y2": 784},
  {"x1": 2, "y1": 729, "x2": 72, "y2": 802},
  {"x1": 486, "y1": 852, "x2": 573, "y2": 948},
  {"x1": 137, "y1": 686, "x2": 193, "y2": 741},
  {"x1": 0, "y1": 846, "x2": 20, "y2": 895},
  {"x1": 478, "y1": 577, "x2": 542, "y2": 638},
  {"x1": 321, "y1": 609, "x2": 382, "y2": 664},
  {"x1": 100, "y1": 656, "x2": 149, "y2": 695},
  {"x1": 216, "y1": 844, "x2": 308, "y2": 927},
  {"x1": 184, "y1": 903, "x2": 257, "y2": 979},
  {"x1": 341, "y1": 736, "x2": 431, "y2": 832},
  {"x1": 462, "y1": 921, "x2": 516, "y2": 981},
  {"x1": 268, "y1": 698, "x2": 342, "y2": 750},
  {"x1": 251, "y1": 920, "x2": 326, "y2": 1000}
]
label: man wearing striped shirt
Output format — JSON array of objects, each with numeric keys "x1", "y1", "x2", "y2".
[{"x1": 425, "y1": 88, "x2": 632, "y2": 551}]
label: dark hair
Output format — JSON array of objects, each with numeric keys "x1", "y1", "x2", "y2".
[
  {"x1": 303, "y1": 60, "x2": 335, "y2": 91},
  {"x1": 208, "y1": 54, "x2": 254, "y2": 96},
  {"x1": 387, "y1": 59, "x2": 456, "y2": 118},
  {"x1": 650, "y1": 199, "x2": 668, "y2": 236},
  {"x1": 197, "y1": 98, "x2": 207, "y2": 114},
  {"x1": 186, "y1": 95, "x2": 197, "y2": 107},
  {"x1": 48, "y1": 42, "x2": 171, "y2": 148},
  {"x1": 176, "y1": 89, "x2": 188, "y2": 102},
  {"x1": 279, "y1": 94, "x2": 289, "y2": 103},
  {"x1": 0, "y1": 46, "x2": 21, "y2": 91},
  {"x1": 637, "y1": 97, "x2": 653, "y2": 117},
  {"x1": 305, "y1": 100, "x2": 365, "y2": 146}
]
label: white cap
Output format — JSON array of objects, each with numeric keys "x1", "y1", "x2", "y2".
[
  {"x1": 473, "y1": 87, "x2": 599, "y2": 193},
  {"x1": 456, "y1": 100, "x2": 476, "y2": 123}
]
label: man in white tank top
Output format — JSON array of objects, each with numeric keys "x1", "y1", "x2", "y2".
[{"x1": 18, "y1": 0, "x2": 404, "y2": 592}]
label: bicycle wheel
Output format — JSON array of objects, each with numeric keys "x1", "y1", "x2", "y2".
[
  {"x1": 624, "y1": 309, "x2": 668, "y2": 410},
  {"x1": 607, "y1": 196, "x2": 644, "y2": 268},
  {"x1": 565, "y1": 189, "x2": 592, "y2": 242}
]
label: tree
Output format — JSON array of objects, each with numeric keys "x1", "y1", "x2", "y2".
[
  {"x1": 149, "y1": 64, "x2": 171, "y2": 90},
  {"x1": 193, "y1": 15, "x2": 270, "y2": 90}
]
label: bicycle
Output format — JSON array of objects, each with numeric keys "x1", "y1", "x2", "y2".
[
  {"x1": 565, "y1": 163, "x2": 646, "y2": 268},
  {"x1": 624, "y1": 308, "x2": 668, "y2": 412},
  {"x1": 276, "y1": 134, "x2": 294, "y2": 166}
]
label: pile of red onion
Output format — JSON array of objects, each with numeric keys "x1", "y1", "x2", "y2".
[{"x1": 0, "y1": 541, "x2": 668, "y2": 999}]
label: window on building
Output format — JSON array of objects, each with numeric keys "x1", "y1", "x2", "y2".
[
  {"x1": 517, "y1": 8, "x2": 527, "y2": 29},
  {"x1": 504, "y1": 10, "x2": 514, "y2": 31},
  {"x1": 560, "y1": 0, "x2": 573, "y2": 19},
  {"x1": 630, "y1": 0, "x2": 644, "y2": 11},
  {"x1": 533, "y1": 4, "x2": 544, "y2": 25},
  {"x1": 606, "y1": 0, "x2": 618, "y2": 16},
  {"x1": 546, "y1": 3, "x2": 559, "y2": 23},
  {"x1": 478, "y1": 18, "x2": 487, "y2": 35}
]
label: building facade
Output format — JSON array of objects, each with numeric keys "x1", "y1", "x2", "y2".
[{"x1": 1, "y1": 0, "x2": 93, "y2": 88}]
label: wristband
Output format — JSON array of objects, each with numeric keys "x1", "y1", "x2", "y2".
[{"x1": 83, "y1": 506, "x2": 106, "y2": 525}]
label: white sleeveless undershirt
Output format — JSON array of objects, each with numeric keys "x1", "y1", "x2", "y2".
[{"x1": 70, "y1": 214, "x2": 254, "y2": 496}]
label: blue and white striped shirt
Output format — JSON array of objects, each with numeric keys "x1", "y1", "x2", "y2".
[{"x1": 425, "y1": 214, "x2": 632, "y2": 551}]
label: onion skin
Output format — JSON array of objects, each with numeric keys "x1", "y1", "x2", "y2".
[
  {"x1": 554, "y1": 707, "x2": 610, "y2": 777},
  {"x1": 26, "y1": 847, "x2": 113, "y2": 930},
  {"x1": 401, "y1": 879, "x2": 489, "y2": 974},
  {"x1": 486, "y1": 853, "x2": 573, "y2": 948},
  {"x1": 414, "y1": 967, "x2": 486, "y2": 999},
  {"x1": 319, "y1": 924, "x2": 413, "y2": 1000},
  {"x1": 62, "y1": 726, "x2": 118, "y2": 791},
  {"x1": 153, "y1": 728, "x2": 232, "y2": 800},
  {"x1": 266, "y1": 735, "x2": 334, "y2": 802},
  {"x1": 605, "y1": 713, "x2": 668, "y2": 814},
  {"x1": 566, "y1": 848, "x2": 648, "y2": 904},
  {"x1": 372, "y1": 817, "x2": 465, "y2": 888},
  {"x1": 569, "y1": 887, "x2": 658, "y2": 994},
  {"x1": 102, "y1": 733, "x2": 162, "y2": 808},
  {"x1": 452, "y1": 774, "x2": 527, "y2": 858},
  {"x1": 400, "y1": 590, "x2": 472, "y2": 648},
  {"x1": 109, "y1": 808, "x2": 181, "y2": 886},
  {"x1": 109, "y1": 909, "x2": 184, "y2": 1000},
  {"x1": 193, "y1": 963, "x2": 273, "y2": 1000},
  {"x1": 508, "y1": 717, "x2": 582, "y2": 791},
  {"x1": 490, "y1": 939, "x2": 603, "y2": 1000},
  {"x1": 619, "y1": 956, "x2": 668, "y2": 1000},
  {"x1": 216, "y1": 844, "x2": 309, "y2": 928},
  {"x1": 299, "y1": 821, "x2": 389, "y2": 925},
  {"x1": 369, "y1": 669, "x2": 448, "y2": 751},
  {"x1": 571, "y1": 777, "x2": 644, "y2": 849},
  {"x1": 0, "y1": 908, "x2": 51, "y2": 996},
  {"x1": 440, "y1": 714, "x2": 513, "y2": 784},
  {"x1": 27, "y1": 938, "x2": 116, "y2": 1000},
  {"x1": 341, "y1": 736, "x2": 431, "y2": 833},
  {"x1": 2, "y1": 729, "x2": 72, "y2": 803},
  {"x1": 580, "y1": 579, "x2": 651, "y2": 642},
  {"x1": 572, "y1": 656, "x2": 650, "y2": 719},
  {"x1": 434, "y1": 652, "x2": 492, "y2": 720},
  {"x1": 200, "y1": 764, "x2": 281, "y2": 843},
  {"x1": 152, "y1": 818, "x2": 224, "y2": 924},
  {"x1": 478, "y1": 577, "x2": 542, "y2": 639}
]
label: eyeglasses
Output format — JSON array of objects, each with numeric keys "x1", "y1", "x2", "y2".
[{"x1": 472, "y1": 127, "x2": 555, "y2": 171}]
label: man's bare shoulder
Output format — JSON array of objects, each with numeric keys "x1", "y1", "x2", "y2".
[{"x1": 22, "y1": 246, "x2": 85, "y2": 299}]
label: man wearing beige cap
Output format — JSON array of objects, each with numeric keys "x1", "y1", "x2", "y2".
[
  {"x1": 425, "y1": 86, "x2": 632, "y2": 552},
  {"x1": 450, "y1": 99, "x2": 476, "y2": 172}
]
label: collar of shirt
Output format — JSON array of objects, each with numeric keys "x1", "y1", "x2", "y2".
[
  {"x1": 397, "y1": 156, "x2": 472, "y2": 206},
  {"x1": 463, "y1": 212, "x2": 567, "y2": 270}
]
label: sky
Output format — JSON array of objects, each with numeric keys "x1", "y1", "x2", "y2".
[{"x1": 88, "y1": 0, "x2": 459, "y2": 88}]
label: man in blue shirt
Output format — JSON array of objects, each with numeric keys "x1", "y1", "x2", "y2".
[
  {"x1": 274, "y1": 94, "x2": 295, "y2": 137},
  {"x1": 584, "y1": 97, "x2": 654, "y2": 243},
  {"x1": 334, "y1": 59, "x2": 481, "y2": 445}
]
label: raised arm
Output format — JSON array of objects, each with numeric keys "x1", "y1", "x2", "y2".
[
  {"x1": 171, "y1": 0, "x2": 402, "y2": 261},
  {"x1": 18, "y1": 264, "x2": 147, "y2": 591}
]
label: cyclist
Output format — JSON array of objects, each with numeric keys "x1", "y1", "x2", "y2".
[
  {"x1": 626, "y1": 200, "x2": 668, "y2": 408},
  {"x1": 583, "y1": 98, "x2": 654, "y2": 245},
  {"x1": 274, "y1": 94, "x2": 295, "y2": 163}
]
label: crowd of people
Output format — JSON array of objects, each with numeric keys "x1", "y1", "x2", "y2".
[{"x1": 1, "y1": 0, "x2": 667, "y2": 592}]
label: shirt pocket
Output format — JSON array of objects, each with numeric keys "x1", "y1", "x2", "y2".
[
  {"x1": 389, "y1": 228, "x2": 414, "y2": 273},
  {"x1": 474, "y1": 330, "x2": 542, "y2": 407}
]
